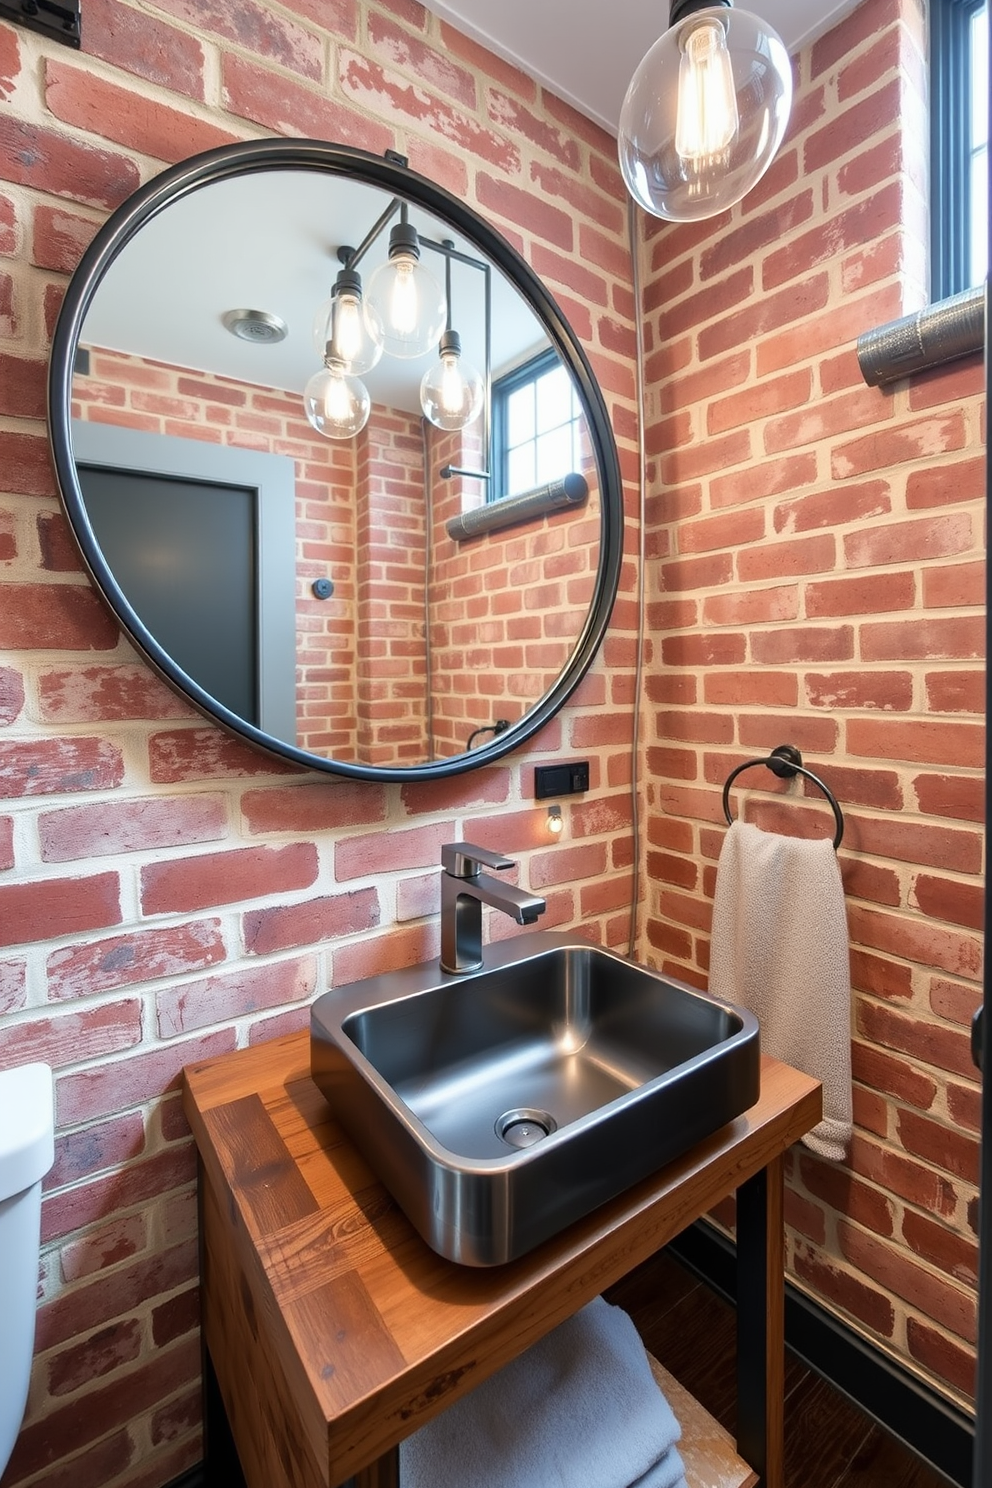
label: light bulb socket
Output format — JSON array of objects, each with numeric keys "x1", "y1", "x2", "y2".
[
  {"x1": 669, "y1": 0, "x2": 731, "y2": 22},
  {"x1": 332, "y1": 266, "x2": 363, "y2": 301},
  {"x1": 388, "y1": 220, "x2": 421, "y2": 262},
  {"x1": 439, "y1": 328, "x2": 462, "y2": 357}
]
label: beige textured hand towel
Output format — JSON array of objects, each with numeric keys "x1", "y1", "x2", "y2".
[{"x1": 709, "y1": 819, "x2": 852, "y2": 1160}]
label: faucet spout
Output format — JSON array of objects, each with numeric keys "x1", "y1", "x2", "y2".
[{"x1": 439, "y1": 841, "x2": 547, "y2": 974}]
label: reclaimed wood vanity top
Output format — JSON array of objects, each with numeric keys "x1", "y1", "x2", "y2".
[{"x1": 183, "y1": 1029, "x2": 821, "y2": 1488}]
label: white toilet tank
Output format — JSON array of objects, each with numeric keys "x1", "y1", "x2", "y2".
[{"x1": 0, "y1": 1062, "x2": 55, "y2": 1477}]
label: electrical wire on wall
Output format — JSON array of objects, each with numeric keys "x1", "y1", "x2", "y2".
[
  {"x1": 626, "y1": 194, "x2": 648, "y2": 961},
  {"x1": 422, "y1": 419, "x2": 436, "y2": 762}
]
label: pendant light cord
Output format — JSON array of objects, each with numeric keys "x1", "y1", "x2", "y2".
[{"x1": 627, "y1": 195, "x2": 648, "y2": 961}]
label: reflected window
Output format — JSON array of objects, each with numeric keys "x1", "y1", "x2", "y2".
[
  {"x1": 492, "y1": 350, "x2": 583, "y2": 499},
  {"x1": 931, "y1": 0, "x2": 989, "y2": 297}
]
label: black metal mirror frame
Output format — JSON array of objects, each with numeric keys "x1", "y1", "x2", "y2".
[{"x1": 48, "y1": 138, "x2": 625, "y2": 784}]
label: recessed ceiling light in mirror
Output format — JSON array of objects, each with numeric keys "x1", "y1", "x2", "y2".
[{"x1": 222, "y1": 308, "x2": 288, "y2": 344}]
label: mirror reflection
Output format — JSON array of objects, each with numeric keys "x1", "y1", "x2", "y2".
[{"x1": 58, "y1": 153, "x2": 614, "y2": 777}]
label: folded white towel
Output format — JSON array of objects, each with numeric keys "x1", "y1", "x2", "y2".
[
  {"x1": 399, "y1": 1296, "x2": 687, "y2": 1488},
  {"x1": 709, "y1": 819, "x2": 852, "y2": 1160}
]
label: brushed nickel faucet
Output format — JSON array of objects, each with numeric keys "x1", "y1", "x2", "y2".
[{"x1": 440, "y1": 842, "x2": 547, "y2": 974}]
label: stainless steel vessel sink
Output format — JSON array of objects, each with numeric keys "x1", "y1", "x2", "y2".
[{"x1": 310, "y1": 931, "x2": 759, "y2": 1266}]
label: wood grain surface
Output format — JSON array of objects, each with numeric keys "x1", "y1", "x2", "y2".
[{"x1": 184, "y1": 1031, "x2": 820, "y2": 1488}]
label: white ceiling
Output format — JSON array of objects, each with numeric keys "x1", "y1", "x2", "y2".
[{"x1": 420, "y1": 0, "x2": 863, "y2": 135}]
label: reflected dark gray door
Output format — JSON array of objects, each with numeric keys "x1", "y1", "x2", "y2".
[{"x1": 79, "y1": 465, "x2": 259, "y2": 723}]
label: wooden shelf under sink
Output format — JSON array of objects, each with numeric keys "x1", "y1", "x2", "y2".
[
  {"x1": 183, "y1": 1031, "x2": 819, "y2": 1488},
  {"x1": 647, "y1": 1355, "x2": 759, "y2": 1488}
]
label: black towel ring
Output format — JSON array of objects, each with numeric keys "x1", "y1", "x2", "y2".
[{"x1": 722, "y1": 744, "x2": 845, "y2": 850}]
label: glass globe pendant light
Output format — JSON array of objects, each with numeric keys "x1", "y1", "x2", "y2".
[
  {"x1": 364, "y1": 211, "x2": 447, "y2": 359},
  {"x1": 618, "y1": 0, "x2": 793, "y2": 222},
  {"x1": 312, "y1": 264, "x2": 383, "y2": 376},
  {"x1": 420, "y1": 329, "x2": 485, "y2": 431},
  {"x1": 303, "y1": 355, "x2": 371, "y2": 440}
]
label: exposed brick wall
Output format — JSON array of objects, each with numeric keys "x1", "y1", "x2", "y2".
[
  {"x1": 73, "y1": 345, "x2": 364, "y2": 758},
  {"x1": 0, "y1": 5, "x2": 637, "y2": 1486},
  {"x1": 640, "y1": 0, "x2": 984, "y2": 1407}
]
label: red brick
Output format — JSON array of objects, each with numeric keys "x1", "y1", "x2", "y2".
[
  {"x1": 39, "y1": 794, "x2": 227, "y2": 862},
  {"x1": 851, "y1": 1042, "x2": 937, "y2": 1110},
  {"x1": 711, "y1": 452, "x2": 820, "y2": 511},
  {"x1": 858, "y1": 1000, "x2": 976, "y2": 1082},
  {"x1": 47, "y1": 1109, "x2": 144, "y2": 1192},
  {"x1": 737, "y1": 533, "x2": 836, "y2": 582},
  {"x1": 797, "y1": 1151, "x2": 894, "y2": 1235},
  {"x1": 332, "y1": 921, "x2": 437, "y2": 984},
  {"x1": 763, "y1": 184, "x2": 905, "y2": 292},
  {"x1": 758, "y1": 283, "x2": 904, "y2": 377},
  {"x1": 0, "y1": 958, "x2": 25, "y2": 1013},
  {"x1": 0, "y1": 583, "x2": 119, "y2": 650},
  {"x1": 243, "y1": 888, "x2": 380, "y2": 955},
  {"x1": 908, "y1": 357, "x2": 984, "y2": 412},
  {"x1": 50, "y1": 59, "x2": 237, "y2": 165},
  {"x1": 47, "y1": 920, "x2": 225, "y2": 1000},
  {"x1": 157, "y1": 956, "x2": 315, "y2": 1036},
  {"x1": 912, "y1": 873, "x2": 983, "y2": 931},
  {"x1": 898, "y1": 1108, "x2": 980, "y2": 1185},
  {"x1": 0, "y1": 813, "x2": 11, "y2": 870},
  {"x1": 848, "y1": 903, "x2": 981, "y2": 981},
  {"x1": 906, "y1": 1317, "x2": 976, "y2": 1397},
  {"x1": 0, "y1": 115, "x2": 139, "y2": 209},
  {"x1": 704, "y1": 670, "x2": 799, "y2": 707},
  {"x1": 906, "y1": 456, "x2": 985, "y2": 509},
  {"x1": 923, "y1": 561, "x2": 985, "y2": 610},
  {"x1": 848, "y1": 815, "x2": 981, "y2": 872},
  {"x1": 852, "y1": 952, "x2": 913, "y2": 1021},
  {"x1": 861, "y1": 615, "x2": 984, "y2": 663},
  {"x1": 832, "y1": 413, "x2": 968, "y2": 479},
  {"x1": 770, "y1": 386, "x2": 891, "y2": 457},
  {"x1": 751, "y1": 626, "x2": 854, "y2": 664},
  {"x1": 368, "y1": 10, "x2": 475, "y2": 106},
  {"x1": 657, "y1": 267, "x2": 753, "y2": 338},
  {"x1": 850, "y1": 1134, "x2": 957, "y2": 1218},
  {"x1": 80, "y1": 0, "x2": 208, "y2": 98},
  {"x1": 340, "y1": 52, "x2": 517, "y2": 169},
  {"x1": 0, "y1": 736, "x2": 124, "y2": 797},
  {"x1": 39, "y1": 664, "x2": 193, "y2": 723},
  {"x1": 660, "y1": 633, "x2": 747, "y2": 668},
  {"x1": 845, "y1": 513, "x2": 974, "y2": 569},
  {"x1": 913, "y1": 773, "x2": 984, "y2": 823},
  {"x1": 9, "y1": 1330, "x2": 199, "y2": 1479},
  {"x1": 148, "y1": 728, "x2": 299, "y2": 782},
  {"x1": 925, "y1": 670, "x2": 984, "y2": 714},
  {"x1": 149, "y1": 0, "x2": 321, "y2": 77},
  {"x1": 531, "y1": 243, "x2": 609, "y2": 308},
  {"x1": 792, "y1": 1240, "x2": 894, "y2": 1336},
  {"x1": 439, "y1": 19, "x2": 537, "y2": 102},
  {"x1": 0, "y1": 19, "x2": 19, "y2": 98},
  {"x1": 805, "y1": 671, "x2": 912, "y2": 712},
  {"x1": 847, "y1": 716, "x2": 983, "y2": 769},
  {"x1": 0, "y1": 664, "x2": 22, "y2": 725},
  {"x1": 0, "y1": 351, "x2": 45, "y2": 417},
  {"x1": 699, "y1": 274, "x2": 830, "y2": 361},
  {"x1": 929, "y1": 977, "x2": 982, "y2": 1027},
  {"x1": 1, "y1": 999, "x2": 139, "y2": 1072},
  {"x1": 0, "y1": 872, "x2": 120, "y2": 948},
  {"x1": 220, "y1": 50, "x2": 388, "y2": 153},
  {"x1": 903, "y1": 1209, "x2": 978, "y2": 1288},
  {"x1": 839, "y1": 1219, "x2": 975, "y2": 1343},
  {"x1": 60, "y1": 1212, "x2": 147, "y2": 1282},
  {"x1": 489, "y1": 92, "x2": 579, "y2": 170},
  {"x1": 141, "y1": 842, "x2": 318, "y2": 914},
  {"x1": 806, "y1": 570, "x2": 914, "y2": 617},
  {"x1": 57, "y1": 1029, "x2": 236, "y2": 1125}
]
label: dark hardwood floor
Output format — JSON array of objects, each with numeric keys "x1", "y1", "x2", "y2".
[{"x1": 605, "y1": 1248, "x2": 955, "y2": 1488}]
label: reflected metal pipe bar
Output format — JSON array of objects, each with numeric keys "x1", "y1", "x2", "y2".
[
  {"x1": 857, "y1": 283, "x2": 985, "y2": 386},
  {"x1": 446, "y1": 472, "x2": 589, "y2": 542}
]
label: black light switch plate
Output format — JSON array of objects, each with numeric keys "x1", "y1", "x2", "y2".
[{"x1": 534, "y1": 761, "x2": 589, "y2": 799}]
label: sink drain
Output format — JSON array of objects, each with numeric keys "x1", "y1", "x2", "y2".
[{"x1": 495, "y1": 1109, "x2": 558, "y2": 1149}]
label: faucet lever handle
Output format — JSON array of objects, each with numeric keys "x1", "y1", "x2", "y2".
[{"x1": 441, "y1": 842, "x2": 514, "y2": 878}]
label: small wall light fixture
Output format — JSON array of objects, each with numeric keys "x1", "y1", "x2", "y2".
[
  {"x1": 618, "y1": 0, "x2": 792, "y2": 222},
  {"x1": 547, "y1": 804, "x2": 564, "y2": 836}
]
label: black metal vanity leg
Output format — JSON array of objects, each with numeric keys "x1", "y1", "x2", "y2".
[{"x1": 736, "y1": 1155, "x2": 785, "y2": 1488}]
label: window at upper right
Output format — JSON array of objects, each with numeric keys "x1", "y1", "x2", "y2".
[{"x1": 930, "y1": 0, "x2": 989, "y2": 299}]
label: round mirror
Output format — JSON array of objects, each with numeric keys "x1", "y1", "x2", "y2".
[{"x1": 48, "y1": 139, "x2": 623, "y2": 782}]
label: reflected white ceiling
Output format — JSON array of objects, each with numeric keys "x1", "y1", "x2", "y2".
[{"x1": 420, "y1": 0, "x2": 863, "y2": 135}]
